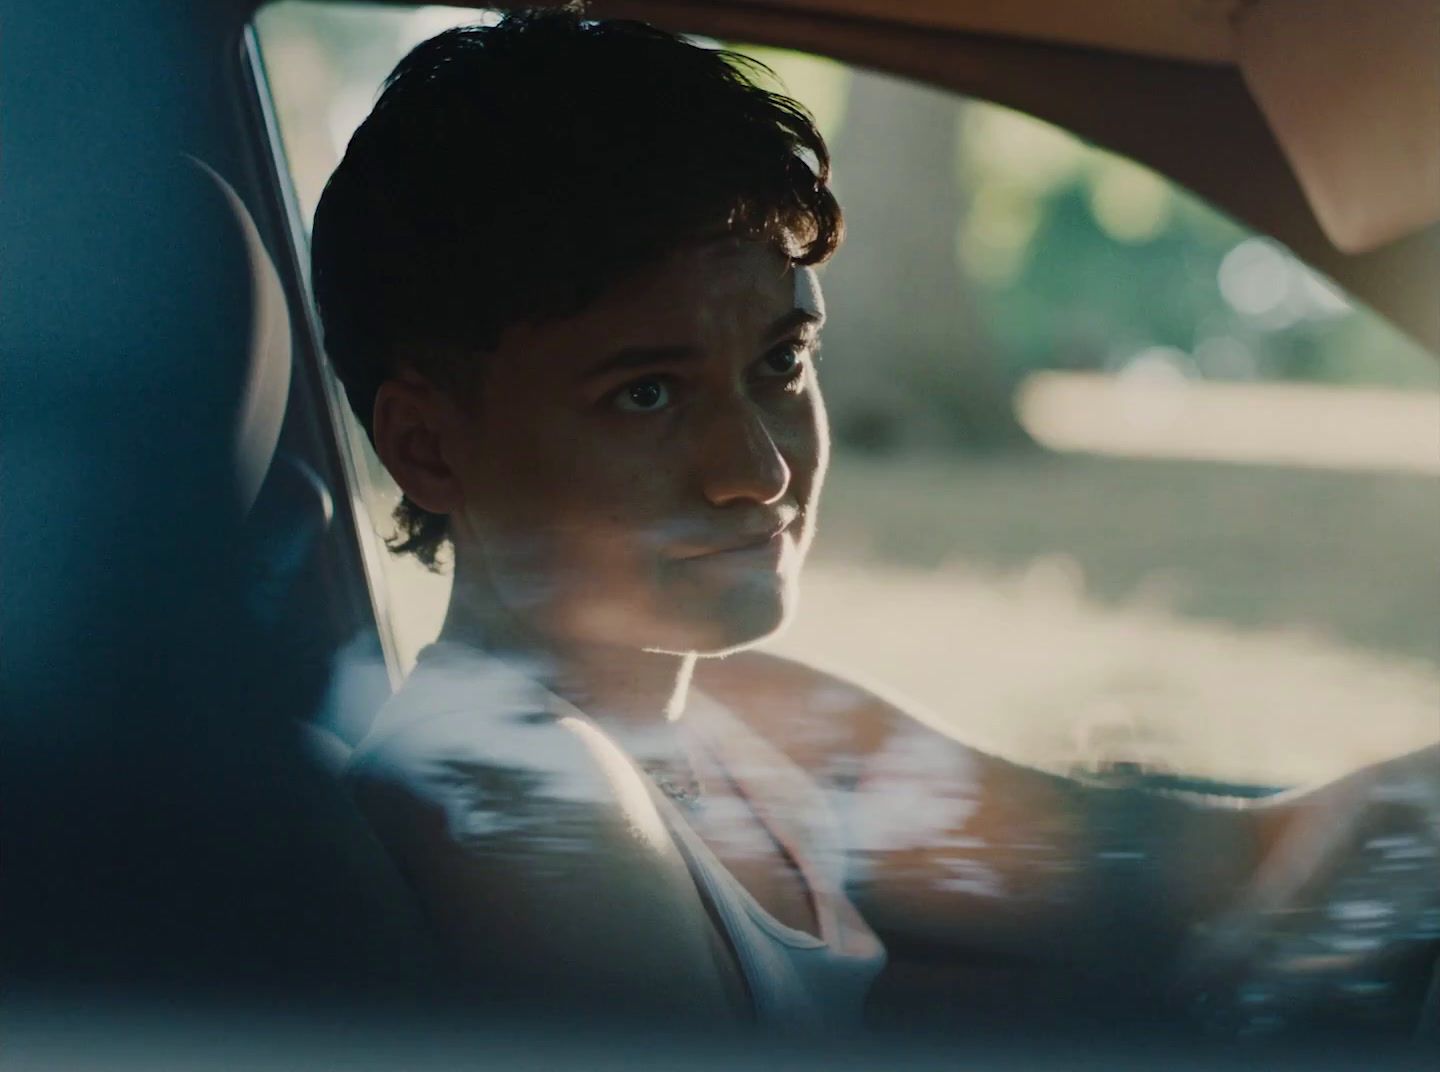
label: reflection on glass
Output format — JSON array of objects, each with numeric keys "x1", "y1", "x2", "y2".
[{"x1": 253, "y1": 2, "x2": 1440, "y2": 1041}]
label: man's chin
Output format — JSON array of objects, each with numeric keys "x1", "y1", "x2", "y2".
[{"x1": 657, "y1": 593, "x2": 793, "y2": 657}]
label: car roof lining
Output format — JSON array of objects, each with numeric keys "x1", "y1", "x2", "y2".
[
  {"x1": 680, "y1": 0, "x2": 1245, "y2": 64},
  {"x1": 1236, "y1": 0, "x2": 1440, "y2": 255}
]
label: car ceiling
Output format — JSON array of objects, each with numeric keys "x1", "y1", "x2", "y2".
[
  {"x1": 235, "y1": 0, "x2": 1440, "y2": 353},
  {"x1": 662, "y1": 0, "x2": 1243, "y2": 64}
]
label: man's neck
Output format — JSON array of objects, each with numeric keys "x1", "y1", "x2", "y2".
[{"x1": 438, "y1": 574, "x2": 695, "y2": 734}]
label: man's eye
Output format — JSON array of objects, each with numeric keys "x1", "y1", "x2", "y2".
[
  {"x1": 612, "y1": 377, "x2": 672, "y2": 413},
  {"x1": 755, "y1": 343, "x2": 810, "y2": 380}
]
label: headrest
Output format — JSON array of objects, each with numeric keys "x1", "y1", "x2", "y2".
[{"x1": 188, "y1": 158, "x2": 293, "y2": 512}]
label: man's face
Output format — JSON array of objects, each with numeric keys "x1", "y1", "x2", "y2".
[{"x1": 445, "y1": 239, "x2": 829, "y2": 656}]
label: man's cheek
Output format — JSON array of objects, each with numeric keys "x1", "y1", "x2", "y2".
[{"x1": 561, "y1": 538, "x2": 678, "y2": 641}]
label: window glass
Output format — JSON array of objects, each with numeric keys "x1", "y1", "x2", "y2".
[{"x1": 253, "y1": 1, "x2": 1439, "y2": 788}]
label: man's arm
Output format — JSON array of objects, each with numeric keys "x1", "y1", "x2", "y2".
[{"x1": 696, "y1": 651, "x2": 1438, "y2": 969}]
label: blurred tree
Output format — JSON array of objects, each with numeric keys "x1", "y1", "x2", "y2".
[{"x1": 820, "y1": 69, "x2": 1033, "y2": 452}]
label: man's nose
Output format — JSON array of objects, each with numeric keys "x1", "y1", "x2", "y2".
[{"x1": 697, "y1": 399, "x2": 792, "y2": 508}]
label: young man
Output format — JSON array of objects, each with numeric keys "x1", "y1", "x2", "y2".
[{"x1": 310, "y1": 8, "x2": 1440, "y2": 1036}]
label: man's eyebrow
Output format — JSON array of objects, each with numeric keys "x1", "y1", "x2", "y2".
[
  {"x1": 583, "y1": 344, "x2": 702, "y2": 380},
  {"x1": 583, "y1": 311, "x2": 823, "y2": 380},
  {"x1": 765, "y1": 308, "x2": 823, "y2": 339}
]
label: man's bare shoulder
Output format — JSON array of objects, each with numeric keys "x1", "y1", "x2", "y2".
[
  {"x1": 693, "y1": 649, "x2": 1034, "y2": 784},
  {"x1": 348, "y1": 699, "x2": 679, "y2": 868},
  {"x1": 343, "y1": 682, "x2": 732, "y2": 1014}
]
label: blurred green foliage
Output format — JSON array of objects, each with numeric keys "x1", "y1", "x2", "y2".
[
  {"x1": 954, "y1": 99, "x2": 1436, "y2": 389},
  {"x1": 749, "y1": 43, "x2": 1436, "y2": 390}
]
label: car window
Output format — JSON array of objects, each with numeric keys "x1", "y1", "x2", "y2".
[{"x1": 252, "y1": 0, "x2": 1438, "y2": 791}]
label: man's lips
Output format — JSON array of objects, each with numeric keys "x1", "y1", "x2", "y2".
[
  {"x1": 689, "y1": 531, "x2": 786, "y2": 560},
  {"x1": 670, "y1": 524, "x2": 793, "y2": 561}
]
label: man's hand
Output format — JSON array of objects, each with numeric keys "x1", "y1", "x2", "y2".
[{"x1": 1181, "y1": 744, "x2": 1440, "y2": 1036}]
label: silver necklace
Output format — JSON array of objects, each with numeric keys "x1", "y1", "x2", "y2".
[{"x1": 639, "y1": 758, "x2": 703, "y2": 810}]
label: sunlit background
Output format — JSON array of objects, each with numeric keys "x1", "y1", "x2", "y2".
[{"x1": 256, "y1": 2, "x2": 1439, "y2": 787}]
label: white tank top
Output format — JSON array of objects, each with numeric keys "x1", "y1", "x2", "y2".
[
  {"x1": 643, "y1": 689, "x2": 886, "y2": 1031},
  {"x1": 354, "y1": 643, "x2": 886, "y2": 1030}
]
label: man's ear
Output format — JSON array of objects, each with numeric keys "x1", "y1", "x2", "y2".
[{"x1": 371, "y1": 374, "x2": 463, "y2": 516}]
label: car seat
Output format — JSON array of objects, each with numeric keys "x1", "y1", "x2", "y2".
[
  {"x1": 204, "y1": 158, "x2": 439, "y2": 993},
  {"x1": 197, "y1": 157, "x2": 376, "y2": 775}
]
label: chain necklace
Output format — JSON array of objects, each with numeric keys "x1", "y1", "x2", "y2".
[{"x1": 639, "y1": 757, "x2": 703, "y2": 811}]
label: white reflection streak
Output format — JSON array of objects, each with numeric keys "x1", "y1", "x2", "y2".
[
  {"x1": 558, "y1": 715, "x2": 672, "y2": 853},
  {"x1": 846, "y1": 733, "x2": 978, "y2": 852}
]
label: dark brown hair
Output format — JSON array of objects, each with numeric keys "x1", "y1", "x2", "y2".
[{"x1": 311, "y1": 7, "x2": 842, "y2": 567}]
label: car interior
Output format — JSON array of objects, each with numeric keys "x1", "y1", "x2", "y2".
[{"x1": 2, "y1": 0, "x2": 1436, "y2": 1064}]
